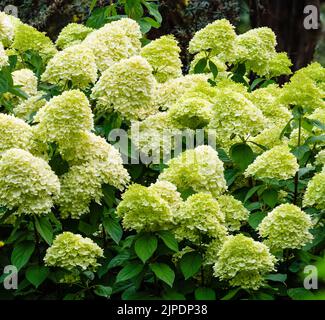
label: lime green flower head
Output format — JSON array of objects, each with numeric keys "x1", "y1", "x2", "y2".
[
  {"x1": 0, "y1": 12, "x2": 14, "y2": 45},
  {"x1": 91, "y1": 55, "x2": 157, "y2": 121},
  {"x1": 55, "y1": 23, "x2": 93, "y2": 49},
  {"x1": 141, "y1": 35, "x2": 182, "y2": 83},
  {"x1": 294, "y1": 62, "x2": 325, "y2": 89},
  {"x1": 207, "y1": 89, "x2": 266, "y2": 148},
  {"x1": 0, "y1": 148, "x2": 60, "y2": 215},
  {"x1": 34, "y1": 90, "x2": 94, "y2": 143},
  {"x1": 12, "y1": 68, "x2": 38, "y2": 97},
  {"x1": 13, "y1": 93, "x2": 47, "y2": 121},
  {"x1": 0, "y1": 41, "x2": 8, "y2": 68},
  {"x1": 41, "y1": 44, "x2": 97, "y2": 89},
  {"x1": 58, "y1": 131, "x2": 130, "y2": 189},
  {"x1": 130, "y1": 112, "x2": 181, "y2": 160},
  {"x1": 249, "y1": 125, "x2": 288, "y2": 154},
  {"x1": 154, "y1": 74, "x2": 209, "y2": 110},
  {"x1": 217, "y1": 194, "x2": 249, "y2": 231},
  {"x1": 0, "y1": 113, "x2": 33, "y2": 153},
  {"x1": 189, "y1": 19, "x2": 236, "y2": 56},
  {"x1": 303, "y1": 171, "x2": 325, "y2": 210},
  {"x1": 258, "y1": 204, "x2": 313, "y2": 250},
  {"x1": 44, "y1": 232, "x2": 103, "y2": 271},
  {"x1": 234, "y1": 27, "x2": 277, "y2": 76},
  {"x1": 245, "y1": 145, "x2": 299, "y2": 180},
  {"x1": 116, "y1": 183, "x2": 177, "y2": 232},
  {"x1": 12, "y1": 23, "x2": 57, "y2": 62},
  {"x1": 267, "y1": 52, "x2": 292, "y2": 78},
  {"x1": 174, "y1": 192, "x2": 228, "y2": 244},
  {"x1": 56, "y1": 163, "x2": 104, "y2": 219},
  {"x1": 249, "y1": 84, "x2": 291, "y2": 127},
  {"x1": 167, "y1": 97, "x2": 212, "y2": 129},
  {"x1": 83, "y1": 18, "x2": 141, "y2": 72},
  {"x1": 158, "y1": 145, "x2": 227, "y2": 197},
  {"x1": 214, "y1": 234, "x2": 276, "y2": 290},
  {"x1": 280, "y1": 65, "x2": 325, "y2": 110}
]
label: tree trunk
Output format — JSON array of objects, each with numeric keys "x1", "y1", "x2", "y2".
[{"x1": 248, "y1": 0, "x2": 322, "y2": 71}]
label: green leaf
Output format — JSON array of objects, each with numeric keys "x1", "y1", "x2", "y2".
[
  {"x1": 179, "y1": 252, "x2": 202, "y2": 280},
  {"x1": 208, "y1": 60, "x2": 218, "y2": 79},
  {"x1": 142, "y1": 1, "x2": 162, "y2": 23},
  {"x1": 195, "y1": 287, "x2": 216, "y2": 300},
  {"x1": 107, "y1": 251, "x2": 131, "y2": 270},
  {"x1": 162, "y1": 289, "x2": 186, "y2": 300},
  {"x1": 26, "y1": 266, "x2": 49, "y2": 288},
  {"x1": 250, "y1": 77, "x2": 265, "y2": 91},
  {"x1": 125, "y1": 0, "x2": 143, "y2": 20},
  {"x1": 116, "y1": 262, "x2": 143, "y2": 282},
  {"x1": 261, "y1": 189, "x2": 278, "y2": 208},
  {"x1": 244, "y1": 185, "x2": 263, "y2": 203},
  {"x1": 305, "y1": 134, "x2": 325, "y2": 144},
  {"x1": 143, "y1": 17, "x2": 160, "y2": 28},
  {"x1": 150, "y1": 263, "x2": 175, "y2": 287},
  {"x1": 94, "y1": 285, "x2": 112, "y2": 298},
  {"x1": 287, "y1": 288, "x2": 314, "y2": 300},
  {"x1": 194, "y1": 58, "x2": 207, "y2": 74},
  {"x1": 11, "y1": 241, "x2": 35, "y2": 271},
  {"x1": 35, "y1": 217, "x2": 53, "y2": 245},
  {"x1": 248, "y1": 212, "x2": 267, "y2": 230},
  {"x1": 135, "y1": 234, "x2": 158, "y2": 263},
  {"x1": 221, "y1": 288, "x2": 241, "y2": 300},
  {"x1": 265, "y1": 273, "x2": 287, "y2": 282},
  {"x1": 103, "y1": 216, "x2": 123, "y2": 244},
  {"x1": 292, "y1": 145, "x2": 310, "y2": 160},
  {"x1": 230, "y1": 143, "x2": 254, "y2": 171},
  {"x1": 158, "y1": 231, "x2": 178, "y2": 252}
]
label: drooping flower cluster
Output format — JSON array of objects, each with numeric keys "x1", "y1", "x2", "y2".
[
  {"x1": 214, "y1": 234, "x2": 276, "y2": 290},
  {"x1": 174, "y1": 193, "x2": 228, "y2": 244},
  {"x1": 116, "y1": 181, "x2": 181, "y2": 232},
  {"x1": 141, "y1": 35, "x2": 182, "y2": 83},
  {"x1": 249, "y1": 84, "x2": 291, "y2": 127},
  {"x1": 11, "y1": 23, "x2": 57, "y2": 61},
  {"x1": 217, "y1": 194, "x2": 249, "y2": 231},
  {"x1": 130, "y1": 112, "x2": 181, "y2": 161},
  {"x1": 167, "y1": 97, "x2": 212, "y2": 129},
  {"x1": 12, "y1": 68, "x2": 38, "y2": 97},
  {"x1": 0, "y1": 12, "x2": 14, "y2": 46},
  {"x1": 258, "y1": 204, "x2": 313, "y2": 250},
  {"x1": 303, "y1": 171, "x2": 325, "y2": 210},
  {"x1": 41, "y1": 44, "x2": 97, "y2": 89},
  {"x1": 189, "y1": 19, "x2": 236, "y2": 57},
  {"x1": 34, "y1": 90, "x2": 94, "y2": 143},
  {"x1": 91, "y1": 56, "x2": 157, "y2": 121},
  {"x1": 44, "y1": 232, "x2": 103, "y2": 271},
  {"x1": 83, "y1": 18, "x2": 141, "y2": 71},
  {"x1": 154, "y1": 74, "x2": 210, "y2": 110},
  {"x1": 55, "y1": 23, "x2": 93, "y2": 49},
  {"x1": 245, "y1": 145, "x2": 299, "y2": 180},
  {"x1": 0, "y1": 113, "x2": 33, "y2": 152},
  {"x1": 207, "y1": 89, "x2": 265, "y2": 148},
  {"x1": 159, "y1": 145, "x2": 227, "y2": 197},
  {"x1": 280, "y1": 62, "x2": 325, "y2": 110},
  {"x1": 0, "y1": 148, "x2": 60, "y2": 215}
]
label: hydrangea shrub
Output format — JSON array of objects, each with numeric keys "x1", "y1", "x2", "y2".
[{"x1": 0, "y1": 12, "x2": 324, "y2": 301}]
